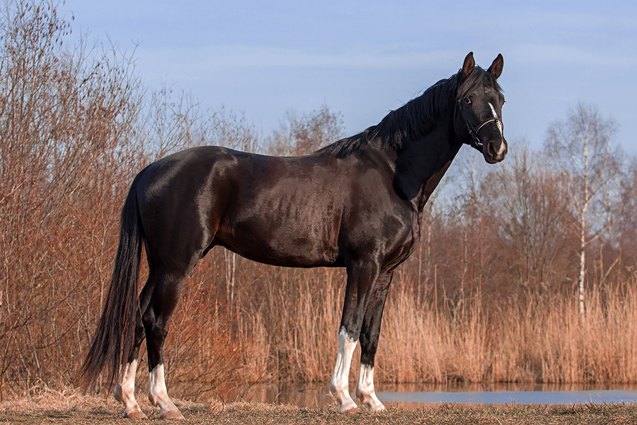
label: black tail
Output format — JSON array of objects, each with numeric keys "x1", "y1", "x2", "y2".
[{"x1": 78, "y1": 176, "x2": 143, "y2": 391}]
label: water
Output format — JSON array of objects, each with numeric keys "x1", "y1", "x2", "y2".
[
  {"x1": 379, "y1": 390, "x2": 637, "y2": 405},
  {"x1": 242, "y1": 383, "x2": 637, "y2": 407}
]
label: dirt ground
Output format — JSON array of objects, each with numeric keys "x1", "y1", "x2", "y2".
[{"x1": 1, "y1": 392, "x2": 636, "y2": 424}]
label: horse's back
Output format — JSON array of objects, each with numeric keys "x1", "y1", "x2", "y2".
[
  {"x1": 213, "y1": 150, "x2": 349, "y2": 267},
  {"x1": 133, "y1": 146, "x2": 350, "y2": 269}
]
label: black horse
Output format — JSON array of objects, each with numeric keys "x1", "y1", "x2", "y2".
[{"x1": 80, "y1": 52, "x2": 507, "y2": 419}]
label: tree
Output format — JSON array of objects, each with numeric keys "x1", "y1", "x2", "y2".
[
  {"x1": 482, "y1": 147, "x2": 572, "y2": 296},
  {"x1": 267, "y1": 105, "x2": 344, "y2": 155},
  {"x1": 615, "y1": 158, "x2": 637, "y2": 274},
  {"x1": 545, "y1": 104, "x2": 620, "y2": 317}
]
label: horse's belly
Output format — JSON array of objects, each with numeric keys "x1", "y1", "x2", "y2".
[
  {"x1": 213, "y1": 166, "x2": 346, "y2": 267},
  {"x1": 215, "y1": 218, "x2": 341, "y2": 268}
]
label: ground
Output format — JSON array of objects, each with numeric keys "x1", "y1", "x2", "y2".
[{"x1": 0, "y1": 392, "x2": 636, "y2": 424}]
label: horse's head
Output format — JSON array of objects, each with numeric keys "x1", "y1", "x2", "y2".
[{"x1": 455, "y1": 52, "x2": 508, "y2": 164}]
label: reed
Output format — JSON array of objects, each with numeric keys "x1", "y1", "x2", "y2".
[{"x1": 222, "y1": 271, "x2": 637, "y2": 388}]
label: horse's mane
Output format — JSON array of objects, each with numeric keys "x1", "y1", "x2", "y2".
[
  {"x1": 316, "y1": 68, "x2": 501, "y2": 158},
  {"x1": 314, "y1": 127, "x2": 373, "y2": 158}
]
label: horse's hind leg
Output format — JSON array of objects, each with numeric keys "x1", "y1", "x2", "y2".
[
  {"x1": 143, "y1": 270, "x2": 187, "y2": 420},
  {"x1": 113, "y1": 312, "x2": 146, "y2": 419},
  {"x1": 113, "y1": 272, "x2": 157, "y2": 419}
]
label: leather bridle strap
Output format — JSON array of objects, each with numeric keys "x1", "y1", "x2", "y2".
[{"x1": 456, "y1": 101, "x2": 503, "y2": 150}]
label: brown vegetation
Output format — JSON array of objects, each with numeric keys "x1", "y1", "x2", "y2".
[
  {"x1": 1, "y1": 389, "x2": 636, "y2": 424},
  {"x1": 1, "y1": 0, "x2": 636, "y2": 402}
]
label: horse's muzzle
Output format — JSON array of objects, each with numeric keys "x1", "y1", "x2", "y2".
[{"x1": 484, "y1": 138, "x2": 508, "y2": 163}]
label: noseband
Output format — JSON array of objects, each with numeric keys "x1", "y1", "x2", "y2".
[{"x1": 456, "y1": 100, "x2": 503, "y2": 150}]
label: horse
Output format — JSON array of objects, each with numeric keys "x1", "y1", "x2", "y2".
[{"x1": 79, "y1": 52, "x2": 507, "y2": 419}]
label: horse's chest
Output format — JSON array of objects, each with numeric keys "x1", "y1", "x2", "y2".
[
  {"x1": 385, "y1": 215, "x2": 419, "y2": 267},
  {"x1": 341, "y1": 203, "x2": 418, "y2": 265}
]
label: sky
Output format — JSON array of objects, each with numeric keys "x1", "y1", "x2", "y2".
[{"x1": 61, "y1": 1, "x2": 637, "y2": 154}]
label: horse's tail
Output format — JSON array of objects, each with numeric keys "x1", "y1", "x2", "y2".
[{"x1": 78, "y1": 174, "x2": 143, "y2": 391}]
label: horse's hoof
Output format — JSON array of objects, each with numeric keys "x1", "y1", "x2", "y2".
[
  {"x1": 359, "y1": 395, "x2": 386, "y2": 412},
  {"x1": 367, "y1": 403, "x2": 386, "y2": 413},
  {"x1": 339, "y1": 401, "x2": 358, "y2": 414},
  {"x1": 124, "y1": 409, "x2": 148, "y2": 420},
  {"x1": 159, "y1": 409, "x2": 185, "y2": 420}
]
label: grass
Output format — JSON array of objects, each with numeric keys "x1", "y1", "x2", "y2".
[{"x1": 1, "y1": 391, "x2": 636, "y2": 425}]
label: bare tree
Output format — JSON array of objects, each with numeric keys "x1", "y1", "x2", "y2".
[
  {"x1": 545, "y1": 104, "x2": 620, "y2": 317},
  {"x1": 482, "y1": 147, "x2": 572, "y2": 295},
  {"x1": 267, "y1": 105, "x2": 344, "y2": 155},
  {"x1": 209, "y1": 107, "x2": 260, "y2": 153},
  {"x1": 614, "y1": 158, "x2": 637, "y2": 275},
  {"x1": 0, "y1": 0, "x2": 145, "y2": 396}
]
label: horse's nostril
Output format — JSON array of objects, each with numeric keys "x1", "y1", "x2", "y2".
[{"x1": 487, "y1": 142, "x2": 497, "y2": 158}]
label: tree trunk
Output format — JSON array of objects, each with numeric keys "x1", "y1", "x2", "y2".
[
  {"x1": 577, "y1": 213, "x2": 586, "y2": 318},
  {"x1": 577, "y1": 135, "x2": 589, "y2": 319}
]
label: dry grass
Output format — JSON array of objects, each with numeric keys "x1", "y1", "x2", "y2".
[
  {"x1": 235, "y1": 272, "x2": 637, "y2": 388},
  {"x1": 1, "y1": 391, "x2": 636, "y2": 425}
]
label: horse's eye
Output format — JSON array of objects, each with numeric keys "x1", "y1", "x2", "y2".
[{"x1": 464, "y1": 97, "x2": 472, "y2": 105}]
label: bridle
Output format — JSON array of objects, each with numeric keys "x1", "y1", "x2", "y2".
[{"x1": 456, "y1": 100, "x2": 503, "y2": 150}]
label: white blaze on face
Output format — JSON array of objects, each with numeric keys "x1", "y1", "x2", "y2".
[
  {"x1": 356, "y1": 364, "x2": 386, "y2": 412},
  {"x1": 488, "y1": 102, "x2": 506, "y2": 156},
  {"x1": 149, "y1": 364, "x2": 179, "y2": 413},
  {"x1": 329, "y1": 326, "x2": 358, "y2": 412},
  {"x1": 488, "y1": 102, "x2": 503, "y2": 136}
]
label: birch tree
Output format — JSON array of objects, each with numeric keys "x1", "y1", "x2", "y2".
[{"x1": 545, "y1": 104, "x2": 620, "y2": 317}]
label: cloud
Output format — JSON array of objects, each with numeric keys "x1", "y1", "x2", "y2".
[{"x1": 143, "y1": 44, "x2": 463, "y2": 74}]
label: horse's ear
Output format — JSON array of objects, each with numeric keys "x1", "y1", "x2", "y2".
[
  {"x1": 462, "y1": 52, "x2": 475, "y2": 78},
  {"x1": 488, "y1": 54, "x2": 504, "y2": 79}
]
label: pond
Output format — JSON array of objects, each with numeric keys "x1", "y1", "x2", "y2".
[{"x1": 241, "y1": 383, "x2": 637, "y2": 407}]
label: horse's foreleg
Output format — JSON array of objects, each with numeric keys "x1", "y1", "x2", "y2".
[
  {"x1": 357, "y1": 271, "x2": 393, "y2": 412},
  {"x1": 330, "y1": 326, "x2": 358, "y2": 413},
  {"x1": 330, "y1": 262, "x2": 379, "y2": 413}
]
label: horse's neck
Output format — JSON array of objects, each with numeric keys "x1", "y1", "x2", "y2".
[{"x1": 392, "y1": 119, "x2": 461, "y2": 211}]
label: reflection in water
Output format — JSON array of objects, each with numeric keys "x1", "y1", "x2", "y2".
[
  {"x1": 243, "y1": 383, "x2": 334, "y2": 408},
  {"x1": 380, "y1": 390, "x2": 637, "y2": 405},
  {"x1": 241, "y1": 383, "x2": 637, "y2": 407}
]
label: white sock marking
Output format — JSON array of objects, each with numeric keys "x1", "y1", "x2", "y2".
[
  {"x1": 114, "y1": 360, "x2": 143, "y2": 415},
  {"x1": 356, "y1": 364, "x2": 386, "y2": 411},
  {"x1": 330, "y1": 327, "x2": 358, "y2": 412},
  {"x1": 149, "y1": 364, "x2": 179, "y2": 414}
]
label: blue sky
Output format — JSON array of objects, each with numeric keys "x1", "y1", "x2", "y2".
[{"x1": 62, "y1": 1, "x2": 637, "y2": 154}]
